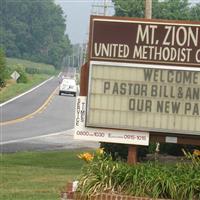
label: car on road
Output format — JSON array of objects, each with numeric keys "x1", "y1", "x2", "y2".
[{"x1": 59, "y1": 78, "x2": 77, "y2": 96}]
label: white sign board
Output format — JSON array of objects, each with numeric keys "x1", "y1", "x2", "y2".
[
  {"x1": 74, "y1": 96, "x2": 149, "y2": 146},
  {"x1": 165, "y1": 137, "x2": 178, "y2": 144},
  {"x1": 11, "y1": 71, "x2": 20, "y2": 81},
  {"x1": 86, "y1": 61, "x2": 200, "y2": 135}
]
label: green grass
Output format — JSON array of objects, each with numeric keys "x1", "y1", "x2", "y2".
[
  {"x1": 6, "y1": 58, "x2": 55, "y2": 75},
  {"x1": 0, "y1": 57, "x2": 58, "y2": 103},
  {"x1": 0, "y1": 74, "x2": 51, "y2": 103},
  {"x1": 0, "y1": 150, "x2": 84, "y2": 200}
]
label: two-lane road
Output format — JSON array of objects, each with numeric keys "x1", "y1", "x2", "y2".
[
  {"x1": 0, "y1": 76, "x2": 76, "y2": 144},
  {"x1": 1, "y1": 77, "x2": 59, "y2": 122}
]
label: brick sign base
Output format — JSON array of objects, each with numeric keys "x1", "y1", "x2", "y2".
[
  {"x1": 61, "y1": 192, "x2": 171, "y2": 200},
  {"x1": 77, "y1": 193, "x2": 171, "y2": 200}
]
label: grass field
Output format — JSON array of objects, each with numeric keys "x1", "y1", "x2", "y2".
[
  {"x1": 0, "y1": 58, "x2": 57, "y2": 103},
  {"x1": 0, "y1": 150, "x2": 85, "y2": 200},
  {"x1": 6, "y1": 58, "x2": 55, "y2": 75}
]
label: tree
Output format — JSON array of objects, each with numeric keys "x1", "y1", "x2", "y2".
[
  {"x1": 152, "y1": 0, "x2": 191, "y2": 20},
  {"x1": 0, "y1": 0, "x2": 72, "y2": 69},
  {"x1": 113, "y1": 0, "x2": 145, "y2": 18},
  {"x1": 112, "y1": 0, "x2": 199, "y2": 21},
  {"x1": 190, "y1": 3, "x2": 200, "y2": 21},
  {"x1": 0, "y1": 48, "x2": 6, "y2": 87}
]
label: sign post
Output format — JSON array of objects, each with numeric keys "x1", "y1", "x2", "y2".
[{"x1": 11, "y1": 71, "x2": 20, "y2": 81}]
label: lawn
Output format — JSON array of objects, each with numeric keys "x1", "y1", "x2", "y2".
[{"x1": 0, "y1": 150, "x2": 85, "y2": 200}]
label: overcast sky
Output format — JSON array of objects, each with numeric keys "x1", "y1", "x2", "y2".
[{"x1": 55, "y1": 0, "x2": 114, "y2": 44}]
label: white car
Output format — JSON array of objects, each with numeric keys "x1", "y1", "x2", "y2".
[{"x1": 59, "y1": 78, "x2": 77, "y2": 96}]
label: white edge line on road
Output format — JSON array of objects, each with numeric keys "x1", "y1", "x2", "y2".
[
  {"x1": 0, "y1": 129, "x2": 75, "y2": 145},
  {"x1": 0, "y1": 76, "x2": 54, "y2": 107}
]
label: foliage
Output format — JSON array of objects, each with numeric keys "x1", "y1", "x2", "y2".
[
  {"x1": 77, "y1": 148, "x2": 118, "y2": 198},
  {"x1": 0, "y1": 48, "x2": 6, "y2": 87},
  {"x1": 101, "y1": 141, "x2": 199, "y2": 162},
  {"x1": 15, "y1": 66, "x2": 28, "y2": 83},
  {"x1": 152, "y1": 0, "x2": 191, "y2": 20},
  {"x1": 7, "y1": 58, "x2": 55, "y2": 75},
  {"x1": 112, "y1": 0, "x2": 200, "y2": 21},
  {"x1": 0, "y1": 74, "x2": 50, "y2": 103},
  {"x1": 158, "y1": 143, "x2": 200, "y2": 156},
  {"x1": 77, "y1": 149, "x2": 200, "y2": 200},
  {"x1": 182, "y1": 149, "x2": 200, "y2": 168},
  {"x1": 113, "y1": 0, "x2": 144, "y2": 18},
  {"x1": 190, "y1": 3, "x2": 200, "y2": 20},
  {"x1": 0, "y1": 57, "x2": 56, "y2": 103},
  {"x1": 100, "y1": 143, "x2": 129, "y2": 161},
  {"x1": 0, "y1": 0, "x2": 72, "y2": 68},
  {"x1": 100, "y1": 142, "x2": 154, "y2": 161}
]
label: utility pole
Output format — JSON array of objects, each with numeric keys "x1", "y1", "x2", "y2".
[
  {"x1": 128, "y1": 0, "x2": 153, "y2": 165},
  {"x1": 145, "y1": 0, "x2": 161, "y2": 159},
  {"x1": 103, "y1": 0, "x2": 108, "y2": 16},
  {"x1": 145, "y1": 0, "x2": 152, "y2": 19}
]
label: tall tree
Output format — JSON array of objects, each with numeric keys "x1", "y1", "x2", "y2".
[
  {"x1": 113, "y1": 0, "x2": 145, "y2": 18},
  {"x1": 153, "y1": 0, "x2": 191, "y2": 20},
  {"x1": 112, "y1": 0, "x2": 199, "y2": 21},
  {"x1": 0, "y1": 0, "x2": 72, "y2": 68},
  {"x1": 189, "y1": 3, "x2": 200, "y2": 21}
]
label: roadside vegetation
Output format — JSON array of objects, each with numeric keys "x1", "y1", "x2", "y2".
[
  {"x1": 0, "y1": 0, "x2": 73, "y2": 102},
  {"x1": 0, "y1": 48, "x2": 6, "y2": 88},
  {"x1": 7, "y1": 58, "x2": 56, "y2": 76},
  {"x1": 77, "y1": 149, "x2": 200, "y2": 200},
  {"x1": 0, "y1": 56, "x2": 56, "y2": 103},
  {"x1": 0, "y1": 150, "x2": 84, "y2": 200},
  {"x1": 0, "y1": 0, "x2": 72, "y2": 69}
]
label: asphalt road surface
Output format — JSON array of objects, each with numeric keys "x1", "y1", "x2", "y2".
[
  {"x1": 0, "y1": 76, "x2": 99, "y2": 152},
  {"x1": 0, "y1": 77, "x2": 58, "y2": 122}
]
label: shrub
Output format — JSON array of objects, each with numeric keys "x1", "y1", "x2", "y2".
[
  {"x1": 100, "y1": 142, "x2": 199, "y2": 162},
  {"x1": 6, "y1": 58, "x2": 56, "y2": 76},
  {"x1": 77, "y1": 148, "x2": 200, "y2": 200},
  {"x1": 100, "y1": 142, "x2": 148, "y2": 161},
  {"x1": 0, "y1": 48, "x2": 6, "y2": 87},
  {"x1": 16, "y1": 66, "x2": 28, "y2": 83},
  {"x1": 25, "y1": 66, "x2": 55, "y2": 75},
  {"x1": 100, "y1": 142, "x2": 128, "y2": 161}
]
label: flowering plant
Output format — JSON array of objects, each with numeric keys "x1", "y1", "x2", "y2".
[
  {"x1": 78, "y1": 152, "x2": 94, "y2": 163},
  {"x1": 193, "y1": 149, "x2": 200, "y2": 157},
  {"x1": 78, "y1": 148, "x2": 105, "y2": 163},
  {"x1": 182, "y1": 148, "x2": 200, "y2": 168},
  {"x1": 77, "y1": 148, "x2": 200, "y2": 200}
]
